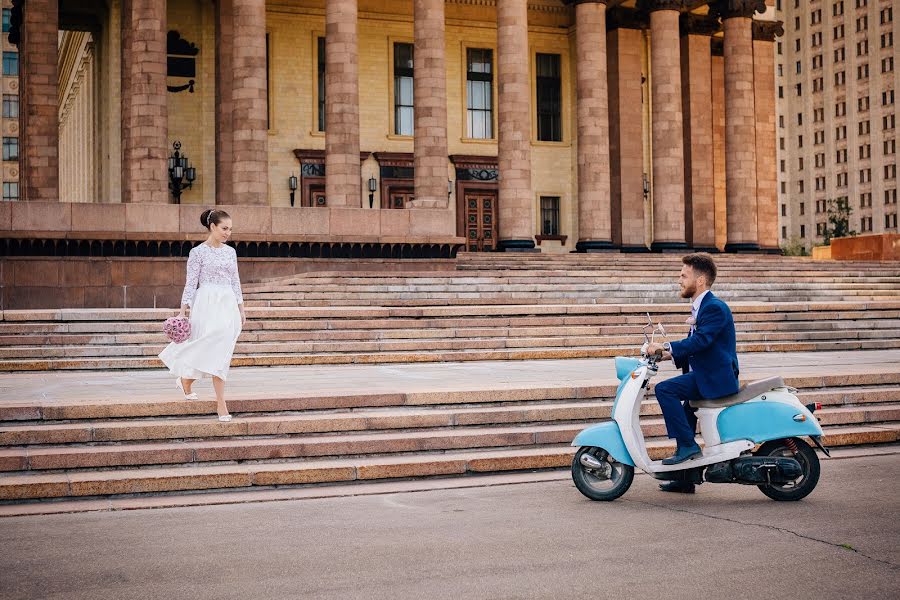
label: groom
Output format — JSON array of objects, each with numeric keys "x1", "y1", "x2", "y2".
[{"x1": 646, "y1": 253, "x2": 740, "y2": 493}]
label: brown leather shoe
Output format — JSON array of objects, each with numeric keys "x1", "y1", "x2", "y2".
[{"x1": 659, "y1": 481, "x2": 696, "y2": 494}]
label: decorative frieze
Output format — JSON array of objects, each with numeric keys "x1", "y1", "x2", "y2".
[
  {"x1": 708, "y1": 0, "x2": 766, "y2": 20},
  {"x1": 752, "y1": 20, "x2": 785, "y2": 42}
]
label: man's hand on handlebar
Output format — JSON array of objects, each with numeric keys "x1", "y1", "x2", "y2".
[{"x1": 646, "y1": 343, "x2": 672, "y2": 362}]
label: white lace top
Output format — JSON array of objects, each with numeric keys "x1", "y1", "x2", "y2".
[{"x1": 180, "y1": 243, "x2": 244, "y2": 306}]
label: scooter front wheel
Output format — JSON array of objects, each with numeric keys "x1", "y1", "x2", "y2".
[{"x1": 572, "y1": 446, "x2": 634, "y2": 501}]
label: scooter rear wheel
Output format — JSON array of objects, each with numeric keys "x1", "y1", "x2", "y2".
[
  {"x1": 755, "y1": 437, "x2": 820, "y2": 501},
  {"x1": 572, "y1": 446, "x2": 634, "y2": 501}
]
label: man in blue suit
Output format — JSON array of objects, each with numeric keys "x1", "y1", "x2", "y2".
[{"x1": 647, "y1": 253, "x2": 740, "y2": 492}]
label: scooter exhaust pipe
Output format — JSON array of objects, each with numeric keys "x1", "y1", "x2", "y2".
[{"x1": 580, "y1": 453, "x2": 607, "y2": 470}]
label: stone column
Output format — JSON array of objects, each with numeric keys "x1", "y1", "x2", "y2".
[
  {"x1": 713, "y1": 0, "x2": 765, "y2": 252},
  {"x1": 607, "y1": 19, "x2": 646, "y2": 251},
  {"x1": 646, "y1": 1, "x2": 687, "y2": 251},
  {"x1": 754, "y1": 21, "x2": 784, "y2": 252},
  {"x1": 711, "y1": 41, "x2": 727, "y2": 251},
  {"x1": 411, "y1": 0, "x2": 449, "y2": 209},
  {"x1": 497, "y1": 0, "x2": 534, "y2": 250},
  {"x1": 215, "y1": 0, "x2": 234, "y2": 204},
  {"x1": 230, "y1": 0, "x2": 268, "y2": 205},
  {"x1": 120, "y1": 0, "x2": 168, "y2": 204},
  {"x1": 325, "y1": 0, "x2": 361, "y2": 207},
  {"x1": 17, "y1": 0, "x2": 59, "y2": 202},
  {"x1": 680, "y1": 14, "x2": 718, "y2": 251},
  {"x1": 575, "y1": 0, "x2": 613, "y2": 252}
]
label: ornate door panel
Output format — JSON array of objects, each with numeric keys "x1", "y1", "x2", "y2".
[
  {"x1": 464, "y1": 192, "x2": 498, "y2": 252},
  {"x1": 386, "y1": 188, "x2": 414, "y2": 209}
]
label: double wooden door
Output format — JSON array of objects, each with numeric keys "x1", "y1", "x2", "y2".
[{"x1": 463, "y1": 192, "x2": 498, "y2": 252}]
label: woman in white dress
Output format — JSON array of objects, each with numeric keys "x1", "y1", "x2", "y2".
[{"x1": 159, "y1": 209, "x2": 246, "y2": 421}]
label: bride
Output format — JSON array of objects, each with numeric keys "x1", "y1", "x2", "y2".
[{"x1": 159, "y1": 208, "x2": 246, "y2": 421}]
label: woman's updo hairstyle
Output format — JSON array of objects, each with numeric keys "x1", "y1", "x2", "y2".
[{"x1": 200, "y1": 208, "x2": 230, "y2": 230}]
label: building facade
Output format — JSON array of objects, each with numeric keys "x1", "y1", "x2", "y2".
[
  {"x1": 775, "y1": 0, "x2": 898, "y2": 249},
  {"x1": 2, "y1": 0, "x2": 19, "y2": 202},
  {"x1": 6, "y1": 0, "x2": 783, "y2": 255}
]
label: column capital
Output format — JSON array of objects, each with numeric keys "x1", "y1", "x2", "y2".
[
  {"x1": 752, "y1": 20, "x2": 785, "y2": 41},
  {"x1": 709, "y1": 0, "x2": 766, "y2": 20},
  {"x1": 637, "y1": 0, "x2": 685, "y2": 13},
  {"x1": 680, "y1": 13, "x2": 720, "y2": 37}
]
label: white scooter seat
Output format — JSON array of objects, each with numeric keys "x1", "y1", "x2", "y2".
[{"x1": 691, "y1": 376, "x2": 786, "y2": 409}]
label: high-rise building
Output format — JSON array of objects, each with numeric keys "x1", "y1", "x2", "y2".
[
  {"x1": 776, "y1": 0, "x2": 898, "y2": 249},
  {"x1": 1, "y1": 0, "x2": 19, "y2": 202}
]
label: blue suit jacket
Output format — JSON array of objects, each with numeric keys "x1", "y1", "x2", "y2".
[{"x1": 669, "y1": 291, "x2": 740, "y2": 400}]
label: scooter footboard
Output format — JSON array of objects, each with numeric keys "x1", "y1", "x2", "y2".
[{"x1": 572, "y1": 422, "x2": 635, "y2": 466}]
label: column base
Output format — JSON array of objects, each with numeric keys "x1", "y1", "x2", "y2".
[
  {"x1": 619, "y1": 245, "x2": 652, "y2": 253},
  {"x1": 691, "y1": 246, "x2": 721, "y2": 253},
  {"x1": 759, "y1": 246, "x2": 783, "y2": 255},
  {"x1": 650, "y1": 241, "x2": 690, "y2": 253},
  {"x1": 498, "y1": 239, "x2": 539, "y2": 252},
  {"x1": 724, "y1": 242, "x2": 761, "y2": 253},
  {"x1": 575, "y1": 240, "x2": 616, "y2": 253}
]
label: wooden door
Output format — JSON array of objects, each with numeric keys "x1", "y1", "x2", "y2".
[
  {"x1": 385, "y1": 188, "x2": 414, "y2": 208},
  {"x1": 463, "y1": 192, "x2": 498, "y2": 251}
]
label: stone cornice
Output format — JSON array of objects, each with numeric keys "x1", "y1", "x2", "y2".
[
  {"x1": 637, "y1": 0, "x2": 686, "y2": 13},
  {"x1": 752, "y1": 20, "x2": 785, "y2": 41},
  {"x1": 708, "y1": 0, "x2": 767, "y2": 20},
  {"x1": 680, "y1": 13, "x2": 721, "y2": 36},
  {"x1": 561, "y1": 0, "x2": 610, "y2": 6}
]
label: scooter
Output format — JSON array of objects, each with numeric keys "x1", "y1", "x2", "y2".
[{"x1": 571, "y1": 316, "x2": 829, "y2": 502}]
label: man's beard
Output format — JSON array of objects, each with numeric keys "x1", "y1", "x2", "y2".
[{"x1": 680, "y1": 283, "x2": 696, "y2": 299}]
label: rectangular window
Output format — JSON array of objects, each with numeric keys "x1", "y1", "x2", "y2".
[
  {"x1": 535, "y1": 53, "x2": 562, "y2": 142},
  {"x1": 859, "y1": 120, "x2": 870, "y2": 135},
  {"x1": 797, "y1": 113, "x2": 803, "y2": 125},
  {"x1": 857, "y1": 63, "x2": 869, "y2": 79},
  {"x1": 781, "y1": 204, "x2": 787, "y2": 217},
  {"x1": 834, "y1": 24, "x2": 844, "y2": 39},
  {"x1": 885, "y1": 139, "x2": 897, "y2": 155},
  {"x1": 800, "y1": 224, "x2": 806, "y2": 238},
  {"x1": 782, "y1": 226, "x2": 787, "y2": 239},
  {"x1": 857, "y1": 16, "x2": 867, "y2": 32},
  {"x1": 317, "y1": 37, "x2": 325, "y2": 132},
  {"x1": 779, "y1": 115, "x2": 785, "y2": 128},
  {"x1": 1, "y1": 94, "x2": 18, "y2": 118},
  {"x1": 540, "y1": 196, "x2": 561, "y2": 236},
  {"x1": 393, "y1": 43, "x2": 414, "y2": 136},
  {"x1": 882, "y1": 56, "x2": 895, "y2": 73},
  {"x1": 800, "y1": 202, "x2": 805, "y2": 215},
  {"x1": 1, "y1": 8, "x2": 9, "y2": 33},
  {"x1": 466, "y1": 48, "x2": 493, "y2": 140},
  {"x1": 885, "y1": 114, "x2": 897, "y2": 130},
  {"x1": 884, "y1": 90, "x2": 896, "y2": 106},
  {"x1": 883, "y1": 32, "x2": 894, "y2": 48},
  {"x1": 881, "y1": 7, "x2": 893, "y2": 25},
  {"x1": 857, "y1": 39, "x2": 868, "y2": 56},
  {"x1": 886, "y1": 189, "x2": 898, "y2": 205},
  {"x1": 1, "y1": 182, "x2": 17, "y2": 201},
  {"x1": 796, "y1": 60, "x2": 802, "y2": 74},
  {"x1": 2, "y1": 52, "x2": 17, "y2": 77},
  {"x1": 859, "y1": 96, "x2": 870, "y2": 112},
  {"x1": 2, "y1": 137, "x2": 18, "y2": 161}
]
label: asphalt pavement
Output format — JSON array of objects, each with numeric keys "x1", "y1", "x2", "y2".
[{"x1": 1, "y1": 453, "x2": 898, "y2": 600}]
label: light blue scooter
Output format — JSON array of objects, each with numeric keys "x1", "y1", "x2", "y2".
[{"x1": 571, "y1": 318, "x2": 830, "y2": 502}]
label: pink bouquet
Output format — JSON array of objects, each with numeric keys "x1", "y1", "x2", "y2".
[{"x1": 163, "y1": 316, "x2": 192, "y2": 344}]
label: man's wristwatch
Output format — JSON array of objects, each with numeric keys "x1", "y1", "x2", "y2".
[{"x1": 663, "y1": 342, "x2": 672, "y2": 353}]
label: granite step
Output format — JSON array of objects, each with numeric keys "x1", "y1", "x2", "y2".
[{"x1": 1, "y1": 425, "x2": 897, "y2": 501}]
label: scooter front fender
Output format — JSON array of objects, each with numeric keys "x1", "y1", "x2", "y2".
[{"x1": 572, "y1": 422, "x2": 635, "y2": 467}]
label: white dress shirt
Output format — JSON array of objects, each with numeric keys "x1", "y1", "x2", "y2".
[{"x1": 690, "y1": 290, "x2": 710, "y2": 335}]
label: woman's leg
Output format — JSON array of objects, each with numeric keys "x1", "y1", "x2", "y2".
[
  {"x1": 212, "y1": 376, "x2": 229, "y2": 417},
  {"x1": 180, "y1": 378, "x2": 196, "y2": 395}
]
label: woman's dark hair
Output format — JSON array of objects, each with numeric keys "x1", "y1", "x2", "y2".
[
  {"x1": 200, "y1": 209, "x2": 230, "y2": 230},
  {"x1": 682, "y1": 252, "x2": 717, "y2": 286}
]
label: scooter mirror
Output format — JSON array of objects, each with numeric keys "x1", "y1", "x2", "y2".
[{"x1": 658, "y1": 322, "x2": 667, "y2": 338}]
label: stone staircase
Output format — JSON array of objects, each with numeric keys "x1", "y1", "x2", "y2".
[{"x1": 1, "y1": 369, "x2": 898, "y2": 504}]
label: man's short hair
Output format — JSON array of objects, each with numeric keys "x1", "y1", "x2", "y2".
[{"x1": 682, "y1": 253, "x2": 717, "y2": 286}]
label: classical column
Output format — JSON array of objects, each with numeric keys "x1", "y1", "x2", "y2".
[
  {"x1": 231, "y1": 0, "x2": 268, "y2": 205},
  {"x1": 754, "y1": 21, "x2": 784, "y2": 253},
  {"x1": 325, "y1": 0, "x2": 361, "y2": 207},
  {"x1": 411, "y1": 0, "x2": 449, "y2": 208},
  {"x1": 16, "y1": 0, "x2": 59, "y2": 202},
  {"x1": 574, "y1": 0, "x2": 613, "y2": 252},
  {"x1": 497, "y1": 0, "x2": 534, "y2": 250},
  {"x1": 607, "y1": 15, "x2": 646, "y2": 251},
  {"x1": 120, "y1": 0, "x2": 168, "y2": 203},
  {"x1": 215, "y1": 0, "x2": 234, "y2": 204},
  {"x1": 645, "y1": 1, "x2": 688, "y2": 251},
  {"x1": 713, "y1": 0, "x2": 766, "y2": 252},
  {"x1": 711, "y1": 40, "x2": 727, "y2": 251},
  {"x1": 680, "y1": 14, "x2": 718, "y2": 251}
]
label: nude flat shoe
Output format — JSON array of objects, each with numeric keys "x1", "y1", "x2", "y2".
[
  {"x1": 175, "y1": 378, "x2": 198, "y2": 400},
  {"x1": 218, "y1": 414, "x2": 233, "y2": 422}
]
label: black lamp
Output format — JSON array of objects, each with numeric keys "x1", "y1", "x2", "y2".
[
  {"x1": 289, "y1": 173, "x2": 298, "y2": 207},
  {"x1": 368, "y1": 176, "x2": 377, "y2": 208},
  {"x1": 168, "y1": 141, "x2": 195, "y2": 204},
  {"x1": 448, "y1": 179, "x2": 452, "y2": 198}
]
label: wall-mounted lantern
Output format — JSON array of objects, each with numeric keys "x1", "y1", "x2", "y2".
[
  {"x1": 368, "y1": 176, "x2": 377, "y2": 208},
  {"x1": 288, "y1": 173, "x2": 298, "y2": 207}
]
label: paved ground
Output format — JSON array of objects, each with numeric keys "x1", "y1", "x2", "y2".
[
  {"x1": 0, "y1": 455, "x2": 897, "y2": 600},
  {"x1": 2, "y1": 349, "x2": 899, "y2": 408}
]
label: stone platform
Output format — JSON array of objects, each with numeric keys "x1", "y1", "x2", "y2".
[{"x1": 0, "y1": 350, "x2": 898, "y2": 511}]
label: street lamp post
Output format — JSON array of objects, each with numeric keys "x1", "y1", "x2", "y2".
[{"x1": 168, "y1": 141, "x2": 196, "y2": 204}]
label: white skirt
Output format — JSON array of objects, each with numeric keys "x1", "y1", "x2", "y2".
[{"x1": 159, "y1": 284, "x2": 242, "y2": 381}]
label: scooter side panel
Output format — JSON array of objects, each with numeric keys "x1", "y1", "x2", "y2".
[
  {"x1": 717, "y1": 401, "x2": 823, "y2": 444},
  {"x1": 571, "y1": 422, "x2": 635, "y2": 466}
]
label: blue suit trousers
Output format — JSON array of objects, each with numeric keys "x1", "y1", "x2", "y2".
[{"x1": 654, "y1": 372, "x2": 701, "y2": 447}]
